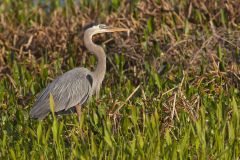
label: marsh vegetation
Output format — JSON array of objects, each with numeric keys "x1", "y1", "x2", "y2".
[{"x1": 0, "y1": 0, "x2": 239, "y2": 159}]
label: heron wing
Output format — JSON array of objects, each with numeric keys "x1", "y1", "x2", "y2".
[{"x1": 30, "y1": 68, "x2": 93, "y2": 119}]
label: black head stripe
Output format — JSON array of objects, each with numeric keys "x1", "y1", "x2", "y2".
[{"x1": 83, "y1": 22, "x2": 97, "y2": 31}]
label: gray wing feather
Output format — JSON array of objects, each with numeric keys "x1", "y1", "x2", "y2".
[{"x1": 30, "y1": 68, "x2": 93, "y2": 119}]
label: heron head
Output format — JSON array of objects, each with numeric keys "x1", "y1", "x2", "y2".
[
  {"x1": 85, "y1": 24, "x2": 129, "y2": 37},
  {"x1": 84, "y1": 24, "x2": 129, "y2": 53},
  {"x1": 96, "y1": 24, "x2": 129, "y2": 33}
]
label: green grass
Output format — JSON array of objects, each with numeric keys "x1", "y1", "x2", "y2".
[{"x1": 0, "y1": 0, "x2": 240, "y2": 159}]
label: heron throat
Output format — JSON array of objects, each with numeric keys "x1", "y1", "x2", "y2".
[{"x1": 93, "y1": 47, "x2": 106, "y2": 87}]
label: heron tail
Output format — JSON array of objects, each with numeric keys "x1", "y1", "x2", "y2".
[{"x1": 30, "y1": 101, "x2": 50, "y2": 120}]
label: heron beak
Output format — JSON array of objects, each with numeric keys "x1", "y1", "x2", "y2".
[{"x1": 104, "y1": 27, "x2": 130, "y2": 34}]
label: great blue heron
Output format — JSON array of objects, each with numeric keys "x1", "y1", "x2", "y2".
[{"x1": 30, "y1": 24, "x2": 129, "y2": 121}]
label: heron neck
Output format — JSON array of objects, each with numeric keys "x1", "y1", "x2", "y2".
[
  {"x1": 84, "y1": 33, "x2": 106, "y2": 93},
  {"x1": 93, "y1": 47, "x2": 106, "y2": 82}
]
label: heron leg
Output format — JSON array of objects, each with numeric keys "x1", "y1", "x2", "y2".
[{"x1": 75, "y1": 104, "x2": 82, "y2": 123}]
